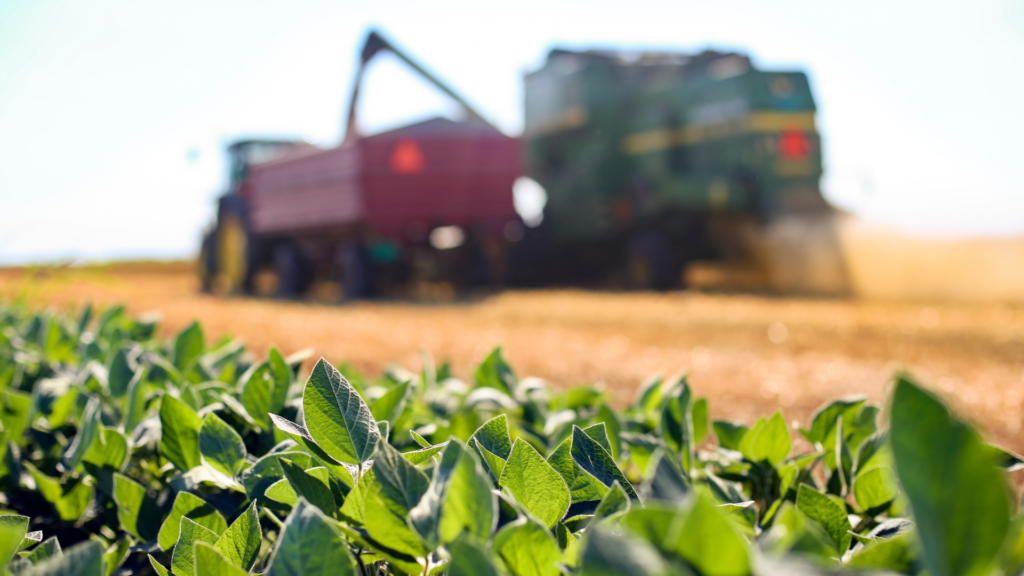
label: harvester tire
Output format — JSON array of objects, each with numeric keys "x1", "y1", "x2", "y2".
[
  {"x1": 273, "y1": 243, "x2": 308, "y2": 298},
  {"x1": 625, "y1": 233, "x2": 674, "y2": 291}
]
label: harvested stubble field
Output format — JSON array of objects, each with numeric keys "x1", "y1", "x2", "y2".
[{"x1": 2, "y1": 261, "x2": 1022, "y2": 455}]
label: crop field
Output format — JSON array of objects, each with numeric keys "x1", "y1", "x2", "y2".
[
  {"x1": 1, "y1": 262, "x2": 1021, "y2": 458},
  {"x1": 1, "y1": 284, "x2": 1023, "y2": 575}
]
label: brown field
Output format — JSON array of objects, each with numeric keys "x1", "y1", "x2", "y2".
[{"x1": 2, "y1": 261, "x2": 1022, "y2": 456}]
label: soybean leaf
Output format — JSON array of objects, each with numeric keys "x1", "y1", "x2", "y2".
[
  {"x1": 266, "y1": 498, "x2": 359, "y2": 576},
  {"x1": 499, "y1": 439, "x2": 571, "y2": 529},
  {"x1": 570, "y1": 426, "x2": 638, "y2": 501},
  {"x1": 240, "y1": 362, "x2": 276, "y2": 430},
  {"x1": 113, "y1": 473, "x2": 161, "y2": 541},
  {"x1": 160, "y1": 395, "x2": 203, "y2": 471},
  {"x1": 493, "y1": 517, "x2": 562, "y2": 576},
  {"x1": 240, "y1": 450, "x2": 313, "y2": 502},
  {"x1": 740, "y1": 411, "x2": 790, "y2": 467},
  {"x1": 214, "y1": 501, "x2": 261, "y2": 572},
  {"x1": 669, "y1": 493, "x2": 750, "y2": 576},
  {"x1": 593, "y1": 481, "x2": 630, "y2": 520},
  {"x1": 267, "y1": 347, "x2": 292, "y2": 413},
  {"x1": 410, "y1": 439, "x2": 496, "y2": 548},
  {"x1": 401, "y1": 441, "x2": 449, "y2": 465},
  {"x1": 366, "y1": 443, "x2": 430, "y2": 557},
  {"x1": 279, "y1": 459, "x2": 336, "y2": 518},
  {"x1": 474, "y1": 347, "x2": 517, "y2": 395},
  {"x1": 25, "y1": 536, "x2": 61, "y2": 564},
  {"x1": 157, "y1": 491, "x2": 228, "y2": 551},
  {"x1": 104, "y1": 537, "x2": 130, "y2": 576},
  {"x1": 108, "y1": 348, "x2": 134, "y2": 397},
  {"x1": 122, "y1": 368, "x2": 146, "y2": 435},
  {"x1": 796, "y1": 483, "x2": 852, "y2": 556},
  {"x1": 302, "y1": 358, "x2": 380, "y2": 465},
  {"x1": 199, "y1": 412, "x2": 247, "y2": 478},
  {"x1": 63, "y1": 395, "x2": 100, "y2": 470},
  {"x1": 847, "y1": 531, "x2": 915, "y2": 573},
  {"x1": 593, "y1": 404, "x2": 623, "y2": 460},
  {"x1": 853, "y1": 466, "x2": 898, "y2": 513},
  {"x1": 692, "y1": 398, "x2": 709, "y2": 445},
  {"x1": 268, "y1": 414, "x2": 358, "y2": 489},
  {"x1": 371, "y1": 381, "x2": 410, "y2": 424},
  {"x1": 0, "y1": 514, "x2": 28, "y2": 566},
  {"x1": 83, "y1": 427, "x2": 131, "y2": 493},
  {"x1": 890, "y1": 376, "x2": 1011, "y2": 576},
  {"x1": 24, "y1": 462, "x2": 93, "y2": 522},
  {"x1": 712, "y1": 421, "x2": 749, "y2": 451},
  {"x1": 548, "y1": 437, "x2": 602, "y2": 503},
  {"x1": 447, "y1": 538, "x2": 501, "y2": 576},
  {"x1": 194, "y1": 541, "x2": 246, "y2": 576},
  {"x1": 173, "y1": 321, "x2": 204, "y2": 371},
  {"x1": 21, "y1": 540, "x2": 103, "y2": 576},
  {"x1": 472, "y1": 414, "x2": 513, "y2": 462},
  {"x1": 579, "y1": 526, "x2": 671, "y2": 576},
  {"x1": 149, "y1": 555, "x2": 171, "y2": 576},
  {"x1": 171, "y1": 518, "x2": 219, "y2": 576}
]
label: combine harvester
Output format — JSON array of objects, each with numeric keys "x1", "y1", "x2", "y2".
[{"x1": 200, "y1": 30, "x2": 848, "y2": 298}]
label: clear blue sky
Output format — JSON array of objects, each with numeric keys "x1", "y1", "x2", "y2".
[{"x1": 1, "y1": 0, "x2": 1022, "y2": 263}]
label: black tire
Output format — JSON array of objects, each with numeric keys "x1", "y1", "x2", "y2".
[
  {"x1": 273, "y1": 243, "x2": 308, "y2": 298},
  {"x1": 336, "y1": 243, "x2": 373, "y2": 300},
  {"x1": 625, "y1": 232, "x2": 675, "y2": 290}
]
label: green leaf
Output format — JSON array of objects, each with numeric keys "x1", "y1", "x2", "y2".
[
  {"x1": 240, "y1": 450, "x2": 313, "y2": 502},
  {"x1": 238, "y1": 363, "x2": 271, "y2": 430},
  {"x1": 301, "y1": 358, "x2": 380, "y2": 465},
  {"x1": 279, "y1": 459, "x2": 336, "y2": 518},
  {"x1": 499, "y1": 439, "x2": 571, "y2": 529},
  {"x1": 548, "y1": 437, "x2": 601, "y2": 503},
  {"x1": 890, "y1": 376, "x2": 1011, "y2": 576},
  {"x1": 447, "y1": 538, "x2": 501, "y2": 576},
  {"x1": 401, "y1": 441, "x2": 449, "y2": 465},
  {"x1": 160, "y1": 395, "x2": 203, "y2": 471},
  {"x1": 1, "y1": 389, "x2": 32, "y2": 445},
  {"x1": 149, "y1": 555, "x2": 171, "y2": 576},
  {"x1": 474, "y1": 347, "x2": 517, "y2": 395},
  {"x1": 173, "y1": 321, "x2": 204, "y2": 371},
  {"x1": 122, "y1": 368, "x2": 146, "y2": 435},
  {"x1": 692, "y1": 398, "x2": 708, "y2": 445},
  {"x1": 670, "y1": 493, "x2": 750, "y2": 576},
  {"x1": 410, "y1": 439, "x2": 496, "y2": 548},
  {"x1": 194, "y1": 541, "x2": 246, "y2": 576},
  {"x1": 581, "y1": 422, "x2": 613, "y2": 455},
  {"x1": 158, "y1": 491, "x2": 228, "y2": 551},
  {"x1": 472, "y1": 414, "x2": 513, "y2": 460},
  {"x1": 796, "y1": 483, "x2": 852, "y2": 556},
  {"x1": 493, "y1": 517, "x2": 562, "y2": 576},
  {"x1": 267, "y1": 414, "x2": 358, "y2": 489},
  {"x1": 806, "y1": 397, "x2": 865, "y2": 444},
  {"x1": 740, "y1": 411, "x2": 790, "y2": 467},
  {"x1": 104, "y1": 537, "x2": 130, "y2": 576},
  {"x1": 579, "y1": 526, "x2": 671, "y2": 576},
  {"x1": 847, "y1": 531, "x2": 915, "y2": 572},
  {"x1": 214, "y1": 501, "x2": 261, "y2": 572},
  {"x1": 113, "y1": 472, "x2": 161, "y2": 541},
  {"x1": 267, "y1": 347, "x2": 292, "y2": 413},
  {"x1": 25, "y1": 537, "x2": 61, "y2": 564},
  {"x1": 107, "y1": 348, "x2": 134, "y2": 397},
  {"x1": 366, "y1": 443, "x2": 430, "y2": 557},
  {"x1": 266, "y1": 498, "x2": 359, "y2": 576},
  {"x1": 853, "y1": 466, "x2": 898, "y2": 512},
  {"x1": 593, "y1": 481, "x2": 630, "y2": 519},
  {"x1": 84, "y1": 427, "x2": 130, "y2": 471},
  {"x1": 0, "y1": 514, "x2": 28, "y2": 566},
  {"x1": 18, "y1": 530, "x2": 42, "y2": 553},
  {"x1": 199, "y1": 412, "x2": 247, "y2": 478},
  {"x1": 711, "y1": 421, "x2": 748, "y2": 451},
  {"x1": 569, "y1": 426, "x2": 638, "y2": 501},
  {"x1": 25, "y1": 463, "x2": 93, "y2": 522},
  {"x1": 171, "y1": 518, "x2": 219, "y2": 576},
  {"x1": 371, "y1": 381, "x2": 410, "y2": 424},
  {"x1": 21, "y1": 540, "x2": 103, "y2": 576},
  {"x1": 63, "y1": 395, "x2": 100, "y2": 470}
]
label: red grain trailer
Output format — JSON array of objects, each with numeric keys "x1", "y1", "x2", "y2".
[{"x1": 200, "y1": 32, "x2": 523, "y2": 298}]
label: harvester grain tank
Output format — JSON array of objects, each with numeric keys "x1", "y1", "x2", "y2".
[
  {"x1": 200, "y1": 30, "x2": 848, "y2": 297},
  {"x1": 518, "y1": 48, "x2": 848, "y2": 293}
]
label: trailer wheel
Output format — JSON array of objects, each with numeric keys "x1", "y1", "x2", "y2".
[
  {"x1": 274, "y1": 243, "x2": 308, "y2": 298},
  {"x1": 625, "y1": 233, "x2": 675, "y2": 291},
  {"x1": 213, "y1": 213, "x2": 249, "y2": 294}
]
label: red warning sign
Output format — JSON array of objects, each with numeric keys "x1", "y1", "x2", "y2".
[{"x1": 389, "y1": 138, "x2": 426, "y2": 174}]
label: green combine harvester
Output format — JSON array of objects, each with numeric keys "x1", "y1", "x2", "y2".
[{"x1": 517, "y1": 47, "x2": 849, "y2": 294}]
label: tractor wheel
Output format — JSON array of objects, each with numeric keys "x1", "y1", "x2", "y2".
[
  {"x1": 214, "y1": 213, "x2": 249, "y2": 295},
  {"x1": 198, "y1": 231, "x2": 216, "y2": 293},
  {"x1": 273, "y1": 243, "x2": 307, "y2": 298}
]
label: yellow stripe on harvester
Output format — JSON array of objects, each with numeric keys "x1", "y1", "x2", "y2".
[{"x1": 622, "y1": 111, "x2": 817, "y2": 155}]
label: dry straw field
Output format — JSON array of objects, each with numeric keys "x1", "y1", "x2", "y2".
[{"x1": 2, "y1": 259, "x2": 1022, "y2": 456}]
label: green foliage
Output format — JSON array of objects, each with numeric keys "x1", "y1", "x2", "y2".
[{"x1": 0, "y1": 301, "x2": 1021, "y2": 576}]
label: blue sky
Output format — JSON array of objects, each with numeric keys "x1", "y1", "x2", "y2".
[{"x1": 1, "y1": 0, "x2": 1022, "y2": 263}]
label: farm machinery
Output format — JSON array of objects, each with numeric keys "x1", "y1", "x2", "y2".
[{"x1": 199, "y1": 30, "x2": 848, "y2": 298}]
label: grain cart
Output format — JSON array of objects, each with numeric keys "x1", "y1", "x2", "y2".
[
  {"x1": 516, "y1": 48, "x2": 849, "y2": 293},
  {"x1": 200, "y1": 31, "x2": 522, "y2": 298}
]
